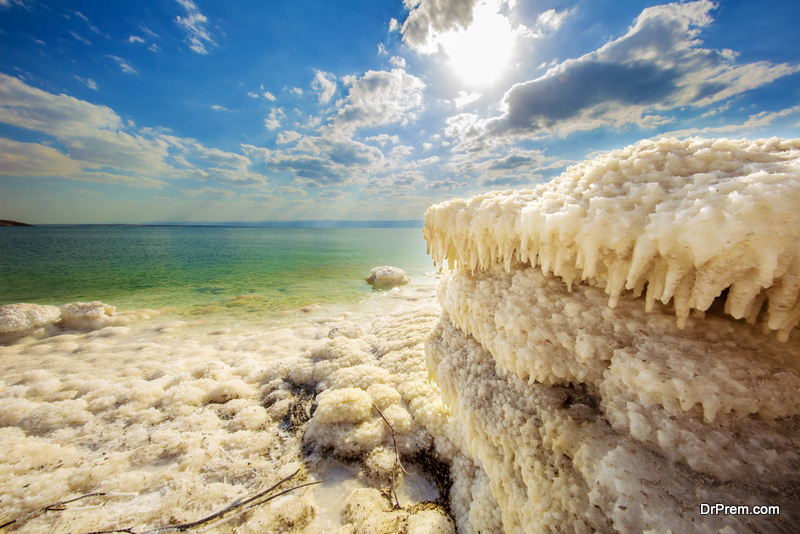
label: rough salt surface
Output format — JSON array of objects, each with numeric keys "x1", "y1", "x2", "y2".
[
  {"x1": 0, "y1": 286, "x2": 457, "y2": 534},
  {"x1": 424, "y1": 137, "x2": 800, "y2": 339},
  {"x1": 422, "y1": 137, "x2": 800, "y2": 533}
]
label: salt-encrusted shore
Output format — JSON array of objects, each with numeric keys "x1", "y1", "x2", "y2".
[
  {"x1": 0, "y1": 286, "x2": 456, "y2": 533},
  {"x1": 422, "y1": 137, "x2": 800, "y2": 533}
]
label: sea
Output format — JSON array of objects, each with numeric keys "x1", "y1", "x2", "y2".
[{"x1": 0, "y1": 225, "x2": 437, "y2": 319}]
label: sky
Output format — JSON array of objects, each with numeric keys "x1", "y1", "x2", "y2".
[{"x1": 0, "y1": 0, "x2": 798, "y2": 224}]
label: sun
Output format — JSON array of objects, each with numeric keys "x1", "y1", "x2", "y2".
[{"x1": 438, "y1": 2, "x2": 516, "y2": 87}]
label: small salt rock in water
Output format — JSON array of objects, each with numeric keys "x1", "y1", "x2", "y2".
[{"x1": 365, "y1": 266, "x2": 410, "y2": 287}]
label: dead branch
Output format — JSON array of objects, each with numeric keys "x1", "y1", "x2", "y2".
[
  {"x1": 373, "y1": 403, "x2": 408, "y2": 509},
  {"x1": 1, "y1": 492, "x2": 111, "y2": 530},
  {"x1": 0, "y1": 470, "x2": 322, "y2": 534}
]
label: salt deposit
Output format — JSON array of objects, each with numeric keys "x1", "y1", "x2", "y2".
[
  {"x1": 424, "y1": 137, "x2": 800, "y2": 340},
  {"x1": 366, "y1": 266, "x2": 411, "y2": 287},
  {"x1": 0, "y1": 283, "x2": 454, "y2": 533},
  {"x1": 423, "y1": 137, "x2": 800, "y2": 533}
]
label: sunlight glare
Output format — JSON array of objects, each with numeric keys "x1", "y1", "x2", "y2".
[{"x1": 439, "y1": 2, "x2": 515, "y2": 87}]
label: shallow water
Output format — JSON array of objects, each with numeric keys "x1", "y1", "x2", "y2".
[{"x1": 0, "y1": 226, "x2": 435, "y2": 319}]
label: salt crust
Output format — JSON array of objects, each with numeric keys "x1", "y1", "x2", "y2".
[
  {"x1": 0, "y1": 289, "x2": 460, "y2": 533},
  {"x1": 424, "y1": 137, "x2": 800, "y2": 340},
  {"x1": 427, "y1": 314, "x2": 799, "y2": 533}
]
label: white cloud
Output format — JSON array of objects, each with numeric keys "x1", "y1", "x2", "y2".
[
  {"x1": 0, "y1": 74, "x2": 262, "y2": 190},
  {"x1": 289, "y1": 87, "x2": 303, "y2": 96},
  {"x1": 389, "y1": 56, "x2": 407, "y2": 69},
  {"x1": 365, "y1": 134, "x2": 400, "y2": 146},
  {"x1": 211, "y1": 104, "x2": 228, "y2": 111},
  {"x1": 128, "y1": 35, "x2": 145, "y2": 44},
  {"x1": 107, "y1": 55, "x2": 137, "y2": 74},
  {"x1": 401, "y1": 0, "x2": 478, "y2": 53},
  {"x1": 74, "y1": 76, "x2": 98, "y2": 90},
  {"x1": 311, "y1": 70, "x2": 337, "y2": 104},
  {"x1": 389, "y1": 18, "x2": 400, "y2": 32},
  {"x1": 265, "y1": 107, "x2": 284, "y2": 130},
  {"x1": 69, "y1": 30, "x2": 91, "y2": 45},
  {"x1": 175, "y1": 0, "x2": 215, "y2": 55},
  {"x1": 182, "y1": 187, "x2": 235, "y2": 197},
  {"x1": 148, "y1": 43, "x2": 161, "y2": 53},
  {"x1": 332, "y1": 68, "x2": 425, "y2": 132},
  {"x1": 422, "y1": 142, "x2": 433, "y2": 150},
  {"x1": 426, "y1": 178, "x2": 468, "y2": 190},
  {"x1": 378, "y1": 43, "x2": 387, "y2": 55},
  {"x1": 273, "y1": 186, "x2": 307, "y2": 196},
  {"x1": 276, "y1": 130, "x2": 303, "y2": 144},
  {"x1": 264, "y1": 91, "x2": 276, "y2": 101},
  {"x1": 319, "y1": 189, "x2": 345, "y2": 199},
  {"x1": 454, "y1": 90, "x2": 481, "y2": 108},
  {"x1": 534, "y1": 8, "x2": 573, "y2": 33},
  {"x1": 390, "y1": 145, "x2": 414, "y2": 158},
  {"x1": 247, "y1": 91, "x2": 259, "y2": 98}
]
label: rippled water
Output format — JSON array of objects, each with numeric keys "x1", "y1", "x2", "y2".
[{"x1": 0, "y1": 226, "x2": 436, "y2": 319}]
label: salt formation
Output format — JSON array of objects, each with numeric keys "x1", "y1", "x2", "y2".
[
  {"x1": 0, "y1": 303, "x2": 61, "y2": 343},
  {"x1": 366, "y1": 266, "x2": 411, "y2": 287},
  {"x1": 425, "y1": 137, "x2": 800, "y2": 340},
  {"x1": 0, "y1": 286, "x2": 455, "y2": 533},
  {"x1": 423, "y1": 137, "x2": 800, "y2": 533}
]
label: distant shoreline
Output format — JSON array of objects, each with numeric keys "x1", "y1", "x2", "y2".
[{"x1": 0, "y1": 220, "x2": 34, "y2": 226}]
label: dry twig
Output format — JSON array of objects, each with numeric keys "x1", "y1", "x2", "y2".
[
  {"x1": 0, "y1": 470, "x2": 321, "y2": 534},
  {"x1": 373, "y1": 403, "x2": 408, "y2": 509}
]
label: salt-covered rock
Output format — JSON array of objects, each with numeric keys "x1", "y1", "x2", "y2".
[
  {"x1": 0, "y1": 303, "x2": 61, "y2": 342},
  {"x1": 366, "y1": 266, "x2": 410, "y2": 287},
  {"x1": 422, "y1": 137, "x2": 800, "y2": 533}
]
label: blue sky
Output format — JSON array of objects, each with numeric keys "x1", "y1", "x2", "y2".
[{"x1": 0, "y1": 0, "x2": 798, "y2": 224}]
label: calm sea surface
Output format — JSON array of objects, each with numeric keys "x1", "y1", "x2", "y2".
[{"x1": 0, "y1": 226, "x2": 436, "y2": 318}]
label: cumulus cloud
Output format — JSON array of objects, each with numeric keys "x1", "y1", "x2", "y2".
[
  {"x1": 266, "y1": 134, "x2": 386, "y2": 187},
  {"x1": 389, "y1": 56, "x2": 407, "y2": 69},
  {"x1": 311, "y1": 70, "x2": 337, "y2": 104},
  {"x1": 480, "y1": 0, "x2": 799, "y2": 139},
  {"x1": 273, "y1": 186, "x2": 307, "y2": 196},
  {"x1": 390, "y1": 145, "x2": 414, "y2": 158},
  {"x1": 276, "y1": 130, "x2": 303, "y2": 144},
  {"x1": 265, "y1": 107, "x2": 284, "y2": 130},
  {"x1": 332, "y1": 68, "x2": 425, "y2": 131},
  {"x1": 210, "y1": 104, "x2": 228, "y2": 111},
  {"x1": 454, "y1": 90, "x2": 481, "y2": 108},
  {"x1": 365, "y1": 134, "x2": 400, "y2": 146},
  {"x1": 401, "y1": 0, "x2": 478, "y2": 53},
  {"x1": 264, "y1": 91, "x2": 276, "y2": 101},
  {"x1": 175, "y1": 0, "x2": 215, "y2": 55}
]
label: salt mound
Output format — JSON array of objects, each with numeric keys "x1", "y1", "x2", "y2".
[
  {"x1": 422, "y1": 137, "x2": 800, "y2": 533},
  {"x1": 424, "y1": 137, "x2": 800, "y2": 340},
  {"x1": 366, "y1": 266, "x2": 411, "y2": 287},
  {"x1": 0, "y1": 303, "x2": 61, "y2": 343}
]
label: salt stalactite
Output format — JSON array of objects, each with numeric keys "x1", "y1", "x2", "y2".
[
  {"x1": 423, "y1": 137, "x2": 800, "y2": 533},
  {"x1": 424, "y1": 137, "x2": 800, "y2": 340}
]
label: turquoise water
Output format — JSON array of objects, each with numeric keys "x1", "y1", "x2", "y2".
[{"x1": 0, "y1": 226, "x2": 436, "y2": 317}]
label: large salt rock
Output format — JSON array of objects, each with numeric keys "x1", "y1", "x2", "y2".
[
  {"x1": 422, "y1": 137, "x2": 800, "y2": 533},
  {"x1": 0, "y1": 303, "x2": 61, "y2": 342},
  {"x1": 59, "y1": 301, "x2": 118, "y2": 331},
  {"x1": 366, "y1": 266, "x2": 410, "y2": 287}
]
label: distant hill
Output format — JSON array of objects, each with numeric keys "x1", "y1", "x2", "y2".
[{"x1": 0, "y1": 220, "x2": 34, "y2": 226}]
